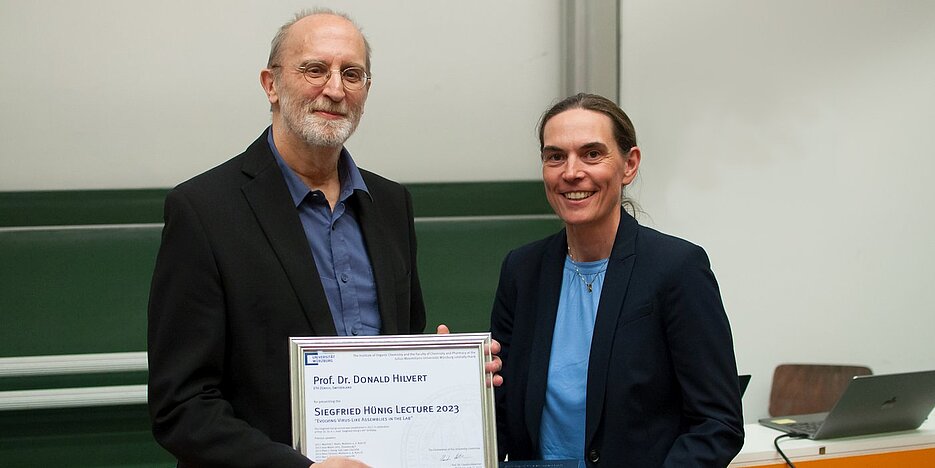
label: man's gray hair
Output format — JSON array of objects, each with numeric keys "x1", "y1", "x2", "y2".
[{"x1": 267, "y1": 8, "x2": 372, "y2": 72}]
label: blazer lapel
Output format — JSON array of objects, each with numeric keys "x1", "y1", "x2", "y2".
[
  {"x1": 351, "y1": 190, "x2": 399, "y2": 335},
  {"x1": 239, "y1": 135, "x2": 337, "y2": 336},
  {"x1": 524, "y1": 230, "x2": 568, "y2": 449},
  {"x1": 584, "y1": 211, "x2": 639, "y2": 447}
]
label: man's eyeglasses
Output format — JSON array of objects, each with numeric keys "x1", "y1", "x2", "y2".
[{"x1": 271, "y1": 62, "x2": 370, "y2": 91}]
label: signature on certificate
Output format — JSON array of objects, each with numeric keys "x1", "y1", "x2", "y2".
[{"x1": 438, "y1": 451, "x2": 467, "y2": 461}]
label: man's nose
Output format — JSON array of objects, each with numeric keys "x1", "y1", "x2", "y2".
[{"x1": 321, "y1": 71, "x2": 346, "y2": 100}]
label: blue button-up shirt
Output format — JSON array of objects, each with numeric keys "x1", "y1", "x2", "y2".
[{"x1": 268, "y1": 129, "x2": 381, "y2": 336}]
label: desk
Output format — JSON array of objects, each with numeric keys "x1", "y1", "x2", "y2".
[{"x1": 730, "y1": 412, "x2": 935, "y2": 467}]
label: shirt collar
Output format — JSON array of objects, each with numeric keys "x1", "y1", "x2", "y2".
[{"x1": 267, "y1": 127, "x2": 371, "y2": 207}]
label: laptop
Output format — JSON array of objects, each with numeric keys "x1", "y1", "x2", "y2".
[
  {"x1": 739, "y1": 374, "x2": 752, "y2": 396},
  {"x1": 759, "y1": 370, "x2": 935, "y2": 439}
]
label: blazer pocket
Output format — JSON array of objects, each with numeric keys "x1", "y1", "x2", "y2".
[{"x1": 619, "y1": 302, "x2": 653, "y2": 326}]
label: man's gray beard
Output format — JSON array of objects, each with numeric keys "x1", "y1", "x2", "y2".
[
  {"x1": 295, "y1": 112, "x2": 357, "y2": 147},
  {"x1": 281, "y1": 95, "x2": 360, "y2": 147}
]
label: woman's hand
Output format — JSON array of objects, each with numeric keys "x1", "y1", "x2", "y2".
[{"x1": 436, "y1": 324, "x2": 503, "y2": 387}]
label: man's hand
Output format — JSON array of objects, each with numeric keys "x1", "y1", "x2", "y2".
[
  {"x1": 310, "y1": 456, "x2": 371, "y2": 467},
  {"x1": 436, "y1": 324, "x2": 503, "y2": 387}
]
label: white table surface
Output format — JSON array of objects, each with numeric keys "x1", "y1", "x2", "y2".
[{"x1": 730, "y1": 411, "x2": 935, "y2": 466}]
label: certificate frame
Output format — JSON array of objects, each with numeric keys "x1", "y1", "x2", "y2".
[{"x1": 289, "y1": 333, "x2": 497, "y2": 467}]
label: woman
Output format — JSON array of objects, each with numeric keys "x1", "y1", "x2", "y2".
[{"x1": 491, "y1": 93, "x2": 744, "y2": 467}]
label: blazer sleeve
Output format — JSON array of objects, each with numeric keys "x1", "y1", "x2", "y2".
[
  {"x1": 147, "y1": 189, "x2": 312, "y2": 468},
  {"x1": 660, "y1": 245, "x2": 744, "y2": 467},
  {"x1": 403, "y1": 187, "x2": 427, "y2": 334},
  {"x1": 490, "y1": 250, "x2": 519, "y2": 460}
]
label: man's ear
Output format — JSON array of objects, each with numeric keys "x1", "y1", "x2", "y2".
[{"x1": 260, "y1": 69, "x2": 278, "y2": 106}]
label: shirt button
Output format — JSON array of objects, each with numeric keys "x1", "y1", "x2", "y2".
[
  {"x1": 588, "y1": 449, "x2": 600, "y2": 463},
  {"x1": 341, "y1": 273, "x2": 349, "y2": 283}
]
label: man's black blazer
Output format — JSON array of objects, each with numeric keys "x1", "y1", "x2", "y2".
[
  {"x1": 148, "y1": 130, "x2": 426, "y2": 467},
  {"x1": 491, "y1": 210, "x2": 744, "y2": 467}
]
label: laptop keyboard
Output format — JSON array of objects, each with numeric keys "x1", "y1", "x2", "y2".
[{"x1": 787, "y1": 421, "x2": 822, "y2": 434}]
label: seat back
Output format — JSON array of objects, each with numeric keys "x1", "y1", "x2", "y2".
[{"x1": 768, "y1": 363, "x2": 873, "y2": 416}]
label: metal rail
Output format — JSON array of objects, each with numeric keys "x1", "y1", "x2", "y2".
[
  {"x1": 0, "y1": 352, "x2": 148, "y2": 377},
  {"x1": 0, "y1": 352, "x2": 149, "y2": 410}
]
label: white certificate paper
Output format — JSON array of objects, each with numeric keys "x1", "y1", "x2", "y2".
[{"x1": 290, "y1": 333, "x2": 497, "y2": 468}]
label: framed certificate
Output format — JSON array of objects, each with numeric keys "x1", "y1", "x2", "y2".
[{"x1": 290, "y1": 333, "x2": 498, "y2": 467}]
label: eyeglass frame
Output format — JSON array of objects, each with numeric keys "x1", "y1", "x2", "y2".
[{"x1": 269, "y1": 61, "x2": 371, "y2": 91}]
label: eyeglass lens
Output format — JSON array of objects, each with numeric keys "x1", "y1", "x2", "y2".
[{"x1": 301, "y1": 62, "x2": 367, "y2": 90}]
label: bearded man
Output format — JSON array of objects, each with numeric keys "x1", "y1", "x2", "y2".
[{"x1": 147, "y1": 9, "x2": 424, "y2": 468}]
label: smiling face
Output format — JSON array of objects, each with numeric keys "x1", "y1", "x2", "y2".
[
  {"x1": 541, "y1": 108, "x2": 640, "y2": 232},
  {"x1": 262, "y1": 13, "x2": 370, "y2": 148}
]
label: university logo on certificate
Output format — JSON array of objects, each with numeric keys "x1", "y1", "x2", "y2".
[{"x1": 289, "y1": 333, "x2": 498, "y2": 467}]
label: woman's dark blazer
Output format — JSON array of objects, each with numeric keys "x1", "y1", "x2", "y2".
[{"x1": 490, "y1": 210, "x2": 744, "y2": 467}]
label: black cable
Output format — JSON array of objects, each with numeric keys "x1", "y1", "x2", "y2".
[{"x1": 773, "y1": 433, "x2": 809, "y2": 468}]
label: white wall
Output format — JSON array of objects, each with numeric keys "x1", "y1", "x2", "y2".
[
  {"x1": 620, "y1": 0, "x2": 935, "y2": 423},
  {"x1": 0, "y1": 0, "x2": 559, "y2": 190}
]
